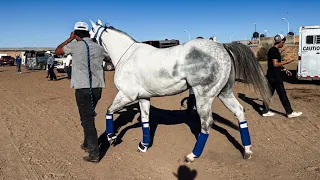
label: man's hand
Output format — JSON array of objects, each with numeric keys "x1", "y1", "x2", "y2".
[
  {"x1": 70, "y1": 31, "x2": 75, "y2": 39},
  {"x1": 282, "y1": 67, "x2": 293, "y2": 76},
  {"x1": 286, "y1": 59, "x2": 294, "y2": 64},
  {"x1": 55, "y1": 32, "x2": 75, "y2": 55},
  {"x1": 286, "y1": 70, "x2": 292, "y2": 76}
]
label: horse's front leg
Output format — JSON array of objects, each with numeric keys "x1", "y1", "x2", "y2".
[
  {"x1": 106, "y1": 91, "x2": 136, "y2": 144},
  {"x1": 137, "y1": 98, "x2": 151, "y2": 153}
]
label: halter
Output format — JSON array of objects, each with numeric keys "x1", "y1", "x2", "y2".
[
  {"x1": 93, "y1": 25, "x2": 135, "y2": 68},
  {"x1": 93, "y1": 26, "x2": 105, "y2": 45}
]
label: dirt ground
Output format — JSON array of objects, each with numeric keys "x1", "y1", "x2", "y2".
[{"x1": 0, "y1": 62, "x2": 319, "y2": 180}]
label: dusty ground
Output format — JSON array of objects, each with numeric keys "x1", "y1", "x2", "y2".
[{"x1": 0, "y1": 63, "x2": 319, "y2": 180}]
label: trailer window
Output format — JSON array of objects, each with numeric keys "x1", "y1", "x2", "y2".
[
  {"x1": 306, "y1": 36, "x2": 314, "y2": 44},
  {"x1": 316, "y1": 35, "x2": 320, "y2": 44}
]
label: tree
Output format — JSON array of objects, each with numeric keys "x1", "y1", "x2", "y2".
[{"x1": 257, "y1": 43, "x2": 272, "y2": 61}]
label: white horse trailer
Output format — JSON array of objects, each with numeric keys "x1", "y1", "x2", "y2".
[{"x1": 297, "y1": 26, "x2": 320, "y2": 80}]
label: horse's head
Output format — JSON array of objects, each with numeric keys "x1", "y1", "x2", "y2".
[
  {"x1": 90, "y1": 19, "x2": 106, "y2": 44},
  {"x1": 89, "y1": 19, "x2": 137, "y2": 66},
  {"x1": 90, "y1": 19, "x2": 136, "y2": 44}
]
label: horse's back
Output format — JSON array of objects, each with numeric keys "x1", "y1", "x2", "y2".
[
  {"x1": 116, "y1": 40, "x2": 231, "y2": 97},
  {"x1": 177, "y1": 40, "x2": 232, "y2": 87}
]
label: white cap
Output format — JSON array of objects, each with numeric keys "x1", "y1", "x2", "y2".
[
  {"x1": 274, "y1": 34, "x2": 286, "y2": 43},
  {"x1": 74, "y1": 21, "x2": 89, "y2": 31},
  {"x1": 45, "y1": 51, "x2": 51, "y2": 54}
]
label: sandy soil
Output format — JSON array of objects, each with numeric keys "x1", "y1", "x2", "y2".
[{"x1": 0, "y1": 63, "x2": 319, "y2": 180}]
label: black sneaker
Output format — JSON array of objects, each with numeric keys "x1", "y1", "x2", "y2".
[{"x1": 83, "y1": 154, "x2": 99, "y2": 163}]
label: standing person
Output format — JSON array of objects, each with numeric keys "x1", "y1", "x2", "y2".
[
  {"x1": 262, "y1": 34, "x2": 302, "y2": 118},
  {"x1": 65, "y1": 54, "x2": 72, "y2": 79},
  {"x1": 46, "y1": 51, "x2": 57, "y2": 81},
  {"x1": 16, "y1": 54, "x2": 22, "y2": 73},
  {"x1": 55, "y1": 21, "x2": 108, "y2": 163}
]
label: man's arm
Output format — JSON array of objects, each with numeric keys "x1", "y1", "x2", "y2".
[
  {"x1": 272, "y1": 59, "x2": 294, "y2": 67},
  {"x1": 55, "y1": 32, "x2": 75, "y2": 55}
]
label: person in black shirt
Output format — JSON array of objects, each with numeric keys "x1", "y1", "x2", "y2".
[{"x1": 262, "y1": 34, "x2": 302, "y2": 118}]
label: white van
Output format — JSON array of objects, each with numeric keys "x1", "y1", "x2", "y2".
[{"x1": 297, "y1": 26, "x2": 320, "y2": 80}]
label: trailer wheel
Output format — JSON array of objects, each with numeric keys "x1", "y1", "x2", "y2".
[
  {"x1": 106, "y1": 63, "x2": 114, "y2": 71},
  {"x1": 104, "y1": 62, "x2": 114, "y2": 71}
]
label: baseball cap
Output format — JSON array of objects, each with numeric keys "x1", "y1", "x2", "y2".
[
  {"x1": 274, "y1": 34, "x2": 286, "y2": 43},
  {"x1": 74, "y1": 21, "x2": 89, "y2": 31},
  {"x1": 45, "y1": 51, "x2": 51, "y2": 54}
]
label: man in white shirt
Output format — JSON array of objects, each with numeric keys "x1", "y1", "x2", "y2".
[{"x1": 65, "y1": 54, "x2": 72, "y2": 79}]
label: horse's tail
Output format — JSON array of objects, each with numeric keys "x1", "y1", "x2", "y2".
[{"x1": 223, "y1": 42, "x2": 271, "y2": 106}]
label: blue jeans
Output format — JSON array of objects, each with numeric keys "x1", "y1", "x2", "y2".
[{"x1": 17, "y1": 63, "x2": 21, "y2": 72}]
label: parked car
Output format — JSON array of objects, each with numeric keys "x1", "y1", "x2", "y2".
[
  {"x1": 142, "y1": 39, "x2": 180, "y2": 48},
  {"x1": 103, "y1": 54, "x2": 114, "y2": 71},
  {"x1": 24, "y1": 51, "x2": 48, "y2": 70},
  {"x1": 0, "y1": 56, "x2": 15, "y2": 66}
]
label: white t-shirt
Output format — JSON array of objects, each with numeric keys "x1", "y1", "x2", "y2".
[{"x1": 65, "y1": 54, "x2": 72, "y2": 66}]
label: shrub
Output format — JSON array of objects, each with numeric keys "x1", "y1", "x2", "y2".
[{"x1": 257, "y1": 43, "x2": 272, "y2": 61}]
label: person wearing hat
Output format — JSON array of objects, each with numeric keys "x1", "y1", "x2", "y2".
[
  {"x1": 262, "y1": 34, "x2": 302, "y2": 118},
  {"x1": 46, "y1": 51, "x2": 57, "y2": 81},
  {"x1": 55, "y1": 21, "x2": 108, "y2": 163}
]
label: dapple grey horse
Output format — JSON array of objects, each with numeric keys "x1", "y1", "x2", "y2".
[{"x1": 90, "y1": 19, "x2": 271, "y2": 162}]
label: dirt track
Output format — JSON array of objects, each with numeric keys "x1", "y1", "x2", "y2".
[{"x1": 0, "y1": 64, "x2": 319, "y2": 180}]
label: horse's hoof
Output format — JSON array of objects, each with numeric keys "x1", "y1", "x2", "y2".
[
  {"x1": 184, "y1": 153, "x2": 196, "y2": 163},
  {"x1": 107, "y1": 133, "x2": 117, "y2": 145},
  {"x1": 137, "y1": 142, "x2": 148, "y2": 153},
  {"x1": 184, "y1": 157, "x2": 193, "y2": 163},
  {"x1": 243, "y1": 151, "x2": 253, "y2": 160}
]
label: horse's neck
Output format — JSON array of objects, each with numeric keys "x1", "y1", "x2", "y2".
[{"x1": 102, "y1": 32, "x2": 134, "y2": 66}]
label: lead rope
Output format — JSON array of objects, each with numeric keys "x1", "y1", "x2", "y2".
[{"x1": 82, "y1": 40, "x2": 97, "y2": 116}]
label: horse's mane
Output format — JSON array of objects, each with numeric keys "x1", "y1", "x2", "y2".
[{"x1": 106, "y1": 25, "x2": 137, "y2": 42}]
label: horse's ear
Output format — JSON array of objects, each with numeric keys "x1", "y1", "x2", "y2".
[
  {"x1": 97, "y1": 19, "x2": 103, "y2": 25},
  {"x1": 90, "y1": 20, "x2": 97, "y2": 29}
]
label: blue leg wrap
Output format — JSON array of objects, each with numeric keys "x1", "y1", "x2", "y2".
[
  {"x1": 239, "y1": 121, "x2": 251, "y2": 146},
  {"x1": 142, "y1": 122, "x2": 150, "y2": 146},
  {"x1": 106, "y1": 113, "x2": 114, "y2": 134},
  {"x1": 192, "y1": 132, "x2": 209, "y2": 157}
]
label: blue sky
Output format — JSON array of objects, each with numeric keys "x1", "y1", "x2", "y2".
[{"x1": 1, "y1": 0, "x2": 319, "y2": 47}]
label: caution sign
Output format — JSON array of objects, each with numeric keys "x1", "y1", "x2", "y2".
[{"x1": 303, "y1": 46, "x2": 320, "y2": 51}]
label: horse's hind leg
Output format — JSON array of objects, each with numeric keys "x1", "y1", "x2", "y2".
[
  {"x1": 218, "y1": 89, "x2": 253, "y2": 159},
  {"x1": 137, "y1": 98, "x2": 151, "y2": 153},
  {"x1": 106, "y1": 91, "x2": 136, "y2": 144},
  {"x1": 185, "y1": 95, "x2": 215, "y2": 163}
]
